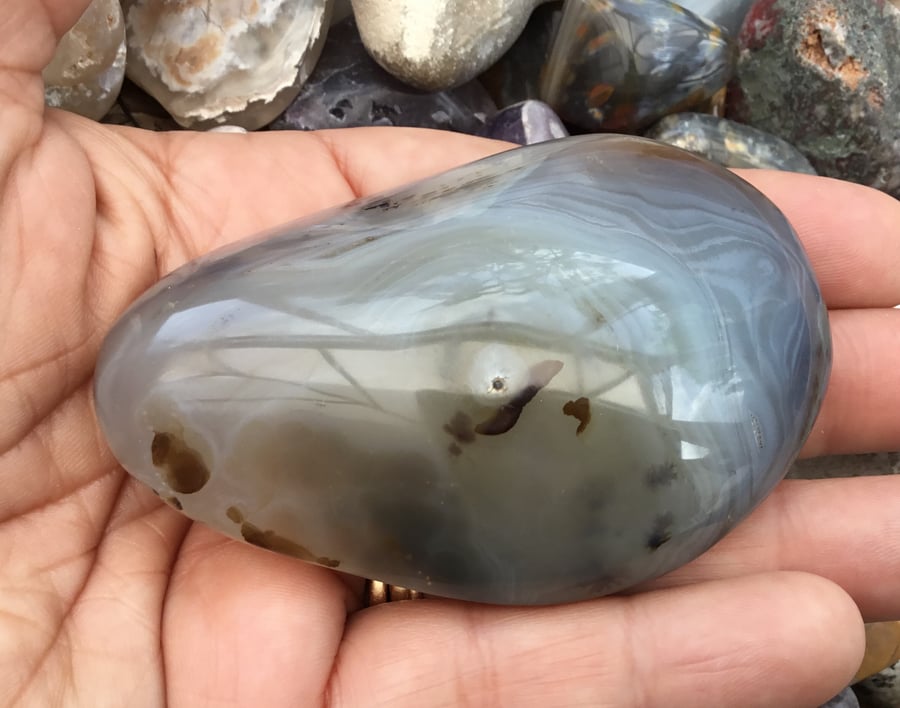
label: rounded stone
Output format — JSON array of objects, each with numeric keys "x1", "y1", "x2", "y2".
[
  {"x1": 93, "y1": 136, "x2": 830, "y2": 605},
  {"x1": 43, "y1": 0, "x2": 126, "y2": 121},
  {"x1": 645, "y1": 112, "x2": 816, "y2": 173},
  {"x1": 540, "y1": 0, "x2": 737, "y2": 132},
  {"x1": 351, "y1": 0, "x2": 550, "y2": 91},
  {"x1": 728, "y1": 0, "x2": 900, "y2": 198},
  {"x1": 122, "y1": 0, "x2": 333, "y2": 130}
]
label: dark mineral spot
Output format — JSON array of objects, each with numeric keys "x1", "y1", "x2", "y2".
[
  {"x1": 448, "y1": 442, "x2": 463, "y2": 457},
  {"x1": 491, "y1": 376, "x2": 507, "y2": 392},
  {"x1": 562, "y1": 397, "x2": 591, "y2": 435},
  {"x1": 150, "y1": 431, "x2": 210, "y2": 494},
  {"x1": 645, "y1": 461, "x2": 678, "y2": 487},
  {"x1": 362, "y1": 198, "x2": 399, "y2": 212},
  {"x1": 475, "y1": 359, "x2": 564, "y2": 436},
  {"x1": 444, "y1": 411, "x2": 476, "y2": 444},
  {"x1": 750, "y1": 414, "x2": 765, "y2": 449},
  {"x1": 647, "y1": 513, "x2": 674, "y2": 551},
  {"x1": 240, "y1": 520, "x2": 340, "y2": 568},
  {"x1": 226, "y1": 506, "x2": 243, "y2": 524}
]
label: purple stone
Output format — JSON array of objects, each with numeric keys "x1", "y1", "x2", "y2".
[
  {"x1": 270, "y1": 17, "x2": 497, "y2": 134},
  {"x1": 481, "y1": 100, "x2": 569, "y2": 145}
]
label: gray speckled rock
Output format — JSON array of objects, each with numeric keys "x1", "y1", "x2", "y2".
[
  {"x1": 351, "y1": 0, "x2": 553, "y2": 91},
  {"x1": 855, "y1": 663, "x2": 900, "y2": 708},
  {"x1": 646, "y1": 113, "x2": 816, "y2": 173},
  {"x1": 480, "y1": 100, "x2": 569, "y2": 144},
  {"x1": 819, "y1": 687, "x2": 860, "y2": 708},
  {"x1": 93, "y1": 136, "x2": 830, "y2": 605},
  {"x1": 123, "y1": 0, "x2": 333, "y2": 129},
  {"x1": 270, "y1": 17, "x2": 496, "y2": 133},
  {"x1": 43, "y1": 0, "x2": 126, "y2": 120},
  {"x1": 728, "y1": 0, "x2": 900, "y2": 198}
]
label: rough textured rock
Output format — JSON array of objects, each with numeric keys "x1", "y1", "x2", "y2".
[
  {"x1": 351, "y1": 0, "x2": 552, "y2": 91},
  {"x1": 646, "y1": 112, "x2": 816, "y2": 173},
  {"x1": 43, "y1": 0, "x2": 126, "y2": 120},
  {"x1": 541, "y1": 0, "x2": 737, "y2": 132},
  {"x1": 122, "y1": 0, "x2": 333, "y2": 130},
  {"x1": 270, "y1": 17, "x2": 496, "y2": 133},
  {"x1": 480, "y1": 100, "x2": 569, "y2": 144},
  {"x1": 789, "y1": 452, "x2": 900, "y2": 480},
  {"x1": 728, "y1": 0, "x2": 900, "y2": 198}
]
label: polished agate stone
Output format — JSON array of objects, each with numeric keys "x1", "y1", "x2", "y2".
[
  {"x1": 94, "y1": 136, "x2": 830, "y2": 605},
  {"x1": 541, "y1": 0, "x2": 736, "y2": 132},
  {"x1": 646, "y1": 112, "x2": 817, "y2": 174}
]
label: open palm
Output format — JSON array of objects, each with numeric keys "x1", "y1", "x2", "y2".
[{"x1": 2, "y1": 2, "x2": 900, "y2": 706}]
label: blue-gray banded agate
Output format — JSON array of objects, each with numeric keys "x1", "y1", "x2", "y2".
[{"x1": 93, "y1": 136, "x2": 830, "y2": 605}]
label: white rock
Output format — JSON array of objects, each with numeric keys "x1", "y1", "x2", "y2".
[
  {"x1": 351, "y1": 0, "x2": 550, "y2": 91},
  {"x1": 43, "y1": 0, "x2": 127, "y2": 121},
  {"x1": 123, "y1": 0, "x2": 333, "y2": 129}
]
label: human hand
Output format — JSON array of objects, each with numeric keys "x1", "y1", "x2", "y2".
[{"x1": 2, "y1": 2, "x2": 900, "y2": 706}]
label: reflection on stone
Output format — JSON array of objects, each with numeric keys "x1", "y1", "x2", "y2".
[
  {"x1": 541, "y1": 0, "x2": 736, "y2": 132},
  {"x1": 94, "y1": 136, "x2": 830, "y2": 605},
  {"x1": 646, "y1": 112, "x2": 816, "y2": 173}
]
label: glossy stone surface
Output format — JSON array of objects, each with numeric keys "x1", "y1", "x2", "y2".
[
  {"x1": 480, "y1": 100, "x2": 569, "y2": 144},
  {"x1": 270, "y1": 17, "x2": 496, "y2": 133},
  {"x1": 645, "y1": 112, "x2": 816, "y2": 173},
  {"x1": 123, "y1": 0, "x2": 333, "y2": 129},
  {"x1": 541, "y1": 0, "x2": 736, "y2": 132},
  {"x1": 43, "y1": 0, "x2": 126, "y2": 121},
  {"x1": 94, "y1": 136, "x2": 830, "y2": 605},
  {"x1": 351, "y1": 0, "x2": 552, "y2": 91},
  {"x1": 676, "y1": 0, "x2": 754, "y2": 37}
]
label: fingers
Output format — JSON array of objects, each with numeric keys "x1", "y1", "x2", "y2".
[
  {"x1": 163, "y1": 524, "x2": 357, "y2": 707},
  {"x1": 646, "y1": 477, "x2": 900, "y2": 622},
  {"x1": 330, "y1": 572, "x2": 862, "y2": 708},
  {"x1": 802, "y1": 308, "x2": 900, "y2": 456},
  {"x1": 736, "y1": 170, "x2": 900, "y2": 309}
]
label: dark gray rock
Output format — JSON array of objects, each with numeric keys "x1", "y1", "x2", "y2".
[
  {"x1": 728, "y1": 0, "x2": 900, "y2": 198},
  {"x1": 270, "y1": 17, "x2": 497, "y2": 133},
  {"x1": 855, "y1": 662, "x2": 900, "y2": 708},
  {"x1": 479, "y1": 2, "x2": 562, "y2": 108},
  {"x1": 819, "y1": 687, "x2": 860, "y2": 708},
  {"x1": 480, "y1": 100, "x2": 569, "y2": 144}
]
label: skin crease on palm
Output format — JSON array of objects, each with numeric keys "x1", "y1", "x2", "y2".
[{"x1": 1, "y1": 2, "x2": 900, "y2": 707}]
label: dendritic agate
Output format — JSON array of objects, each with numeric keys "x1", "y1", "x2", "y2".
[{"x1": 94, "y1": 136, "x2": 830, "y2": 605}]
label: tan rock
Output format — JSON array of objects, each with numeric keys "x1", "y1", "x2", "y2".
[
  {"x1": 855, "y1": 621, "x2": 900, "y2": 683},
  {"x1": 43, "y1": 0, "x2": 126, "y2": 121},
  {"x1": 123, "y1": 0, "x2": 333, "y2": 129},
  {"x1": 351, "y1": 0, "x2": 550, "y2": 91}
]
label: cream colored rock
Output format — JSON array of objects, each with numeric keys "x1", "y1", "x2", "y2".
[
  {"x1": 43, "y1": 0, "x2": 126, "y2": 120},
  {"x1": 351, "y1": 0, "x2": 550, "y2": 91},
  {"x1": 123, "y1": 0, "x2": 333, "y2": 130}
]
